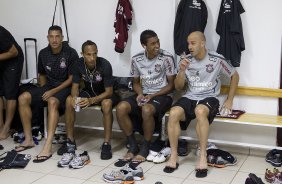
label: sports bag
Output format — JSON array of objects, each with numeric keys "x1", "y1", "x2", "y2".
[{"x1": 0, "y1": 150, "x2": 31, "y2": 171}]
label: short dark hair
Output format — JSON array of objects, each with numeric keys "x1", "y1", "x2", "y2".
[
  {"x1": 140, "y1": 30, "x2": 157, "y2": 45},
  {"x1": 48, "y1": 25, "x2": 63, "y2": 34},
  {"x1": 81, "y1": 40, "x2": 97, "y2": 53}
]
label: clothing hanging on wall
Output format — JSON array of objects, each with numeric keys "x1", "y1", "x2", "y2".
[
  {"x1": 216, "y1": 0, "x2": 245, "y2": 67},
  {"x1": 174, "y1": 0, "x2": 207, "y2": 56},
  {"x1": 114, "y1": 0, "x2": 133, "y2": 53}
]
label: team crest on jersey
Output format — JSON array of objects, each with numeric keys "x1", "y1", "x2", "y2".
[
  {"x1": 60, "y1": 58, "x2": 67, "y2": 68},
  {"x1": 95, "y1": 73, "x2": 102, "y2": 82},
  {"x1": 155, "y1": 64, "x2": 161, "y2": 73},
  {"x1": 206, "y1": 64, "x2": 214, "y2": 73}
]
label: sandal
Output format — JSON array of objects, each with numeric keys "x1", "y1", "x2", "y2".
[
  {"x1": 33, "y1": 155, "x2": 52, "y2": 163},
  {"x1": 14, "y1": 145, "x2": 34, "y2": 152},
  {"x1": 163, "y1": 163, "x2": 179, "y2": 173},
  {"x1": 195, "y1": 168, "x2": 208, "y2": 178}
]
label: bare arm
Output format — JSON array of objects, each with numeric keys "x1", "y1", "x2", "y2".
[
  {"x1": 39, "y1": 74, "x2": 47, "y2": 87},
  {"x1": 0, "y1": 44, "x2": 18, "y2": 61},
  {"x1": 175, "y1": 58, "x2": 189, "y2": 91},
  {"x1": 89, "y1": 86, "x2": 113, "y2": 105},
  {"x1": 42, "y1": 75, "x2": 73, "y2": 101},
  {"x1": 222, "y1": 71, "x2": 240, "y2": 109}
]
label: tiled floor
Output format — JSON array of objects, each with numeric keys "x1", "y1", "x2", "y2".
[{"x1": 0, "y1": 128, "x2": 275, "y2": 184}]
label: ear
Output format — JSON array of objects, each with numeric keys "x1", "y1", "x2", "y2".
[
  {"x1": 80, "y1": 51, "x2": 84, "y2": 57},
  {"x1": 142, "y1": 44, "x2": 147, "y2": 50}
]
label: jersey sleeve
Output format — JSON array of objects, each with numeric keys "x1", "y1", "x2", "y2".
[
  {"x1": 37, "y1": 51, "x2": 46, "y2": 75},
  {"x1": 219, "y1": 58, "x2": 236, "y2": 78},
  {"x1": 103, "y1": 61, "x2": 114, "y2": 88},
  {"x1": 68, "y1": 49, "x2": 79, "y2": 75},
  {"x1": 129, "y1": 59, "x2": 139, "y2": 77},
  {"x1": 0, "y1": 29, "x2": 14, "y2": 52},
  {"x1": 72, "y1": 61, "x2": 81, "y2": 84},
  {"x1": 164, "y1": 56, "x2": 176, "y2": 76}
]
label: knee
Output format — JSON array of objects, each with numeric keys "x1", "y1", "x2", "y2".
[
  {"x1": 47, "y1": 97, "x2": 59, "y2": 109},
  {"x1": 18, "y1": 92, "x2": 31, "y2": 106},
  {"x1": 167, "y1": 107, "x2": 183, "y2": 124},
  {"x1": 116, "y1": 101, "x2": 130, "y2": 115},
  {"x1": 195, "y1": 105, "x2": 209, "y2": 120},
  {"x1": 101, "y1": 99, "x2": 113, "y2": 113},
  {"x1": 141, "y1": 105, "x2": 154, "y2": 117}
]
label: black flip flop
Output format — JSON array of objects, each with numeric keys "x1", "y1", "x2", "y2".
[
  {"x1": 0, "y1": 144, "x2": 3, "y2": 150},
  {"x1": 129, "y1": 159, "x2": 144, "y2": 168},
  {"x1": 195, "y1": 168, "x2": 208, "y2": 178},
  {"x1": 33, "y1": 154, "x2": 52, "y2": 163},
  {"x1": 163, "y1": 163, "x2": 179, "y2": 173},
  {"x1": 114, "y1": 158, "x2": 131, "y2": 167},
  {"x1": 14, "y1": 145, "x2": 34, "y2": 152}
]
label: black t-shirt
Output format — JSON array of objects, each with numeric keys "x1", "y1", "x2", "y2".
[
  {"x1": 72, "y1": 57, "x2": 114, "y2": 96},
  {"x1": 0, "y1": 26, "x2": 23, "y2": 64},
  {"x1": 174, "y1": 0, "x2": 207, "y2": 55},
  {"x1": 216, "y1": 0, "x2": 245, "y2": 67},
  {"x1": 37, "y1": 42, "x2": 78, "y2": 87}
]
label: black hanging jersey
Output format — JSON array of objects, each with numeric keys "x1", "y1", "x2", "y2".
[
  {"x1": 174, "y1": 0, "x2": 208, "y2": 56},
  {"x1": 216, "y1": 0, "x2": 245, "y2": 67}
]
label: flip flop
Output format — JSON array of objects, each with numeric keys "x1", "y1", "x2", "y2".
[
  {"x1": 14, "y1": 145, "x2": 34, "y2": 152},
  {"x1": 33, "y1": 155, "x2": 52, "y2": 163},
  {"x1": 195, "y1": 168, "x2": 208, "y2": 178},
  {"x1": 163, "y1": 163, "x2": 179, "y2": 173},
  {"x1": 114, "y1": 158, "x2": 132, "y2": 167}
]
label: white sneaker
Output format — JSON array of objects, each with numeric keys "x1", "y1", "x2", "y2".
[
  {"x1": 153, "y1": 147, "x2": 171, "y2": 164},
  {"x1": 146, "y1": 150, "x2": 158, "y2": 162}
]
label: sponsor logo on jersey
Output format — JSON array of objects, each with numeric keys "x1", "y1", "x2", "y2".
[{"x1": 206, "y1": 64, "x2": 214, "y2": 73}]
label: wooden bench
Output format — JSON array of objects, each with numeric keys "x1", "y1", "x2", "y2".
[{"x1": 44, "y1": 85, "x2": 282, "y2": 150}]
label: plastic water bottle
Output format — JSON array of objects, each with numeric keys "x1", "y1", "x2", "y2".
[{"x1": 75, "y1": 97, "x2": 81, "y2": 112}]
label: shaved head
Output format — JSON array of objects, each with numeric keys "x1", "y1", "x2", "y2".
[
  {"x1": 187, "y1": 31, "x2": 206, "y2": 60},
  {"x1": 188, "y1": 31, "x2": 206, "y2": 42}
]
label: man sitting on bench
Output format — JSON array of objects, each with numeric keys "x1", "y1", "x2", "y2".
[
  {"x1": 57, "y1": 40, "x2": 119, "y2": 162},
  {"x1": 164, "y1": 31, "x2": 239, "y2": 177}
]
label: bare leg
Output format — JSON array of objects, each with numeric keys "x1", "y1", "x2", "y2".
[
  {"x1": 166, "y1": 106, "x2": 185, "y2": 168},
  {"x1": 37, "y1": 97, "x2": 60, "y2": 157},
  {"x1": 0, "y1": 99, "x2": 17, "y2": 139},
  {"x1": 101, "y1": 99, "x2": 113, "y2": 143},
  {"x1": 64, "y1": 96, "x2": 75, "y2": 141},
  {"x1": 133, "y1": 104, "x2": 155, "y2": 162},
  {"x1": 194, "y1": 104, "x2": 210, "y2": 170},
  {"x1": 116, "y1": 101, "x2": 135, "y2": 159},
  {"x1": 15, "y1": 92, "x2": 35, "y2": 149}
]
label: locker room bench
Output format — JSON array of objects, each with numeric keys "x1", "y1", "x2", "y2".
[{"x1": 44, "y1": 85, "x2": 282, "y2": 150}]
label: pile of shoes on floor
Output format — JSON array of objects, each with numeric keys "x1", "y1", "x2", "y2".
[
  {"x1": 264, "y1": 149, "x2": 282, "y2": 184},
  {"x1": 57, "y1": 150, "x2": 90, "y2": 169}
]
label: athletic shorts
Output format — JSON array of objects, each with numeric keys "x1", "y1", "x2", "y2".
[
  {"x1": 28, "y1": 85, "x2": 71, "y2": 109},
  {"x1": 0, "y1": 56, "x2": 24, "y2": 100},
  {"x1": 173, "y1": 97, "x2": 219, "y2": 130},
  {"x1": 123, "y1": 94, "x2": 173, "y2": 134},
  {"x1": 79, "y1": 89, "x2": 120, "y2": 109}
]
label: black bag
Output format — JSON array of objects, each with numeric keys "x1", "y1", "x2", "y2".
[
  {"x1": 0, "y1": 150, "x2": 31, "y2": 171},
  {"x1": 113, "y1": 76, "x2": 135, "y2": 100}
]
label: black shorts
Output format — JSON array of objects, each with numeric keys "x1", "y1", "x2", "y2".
[
  {"x1": 28, "y1": 85, "x2": 71, "y2": 109},
  {"x1": 0, "y1": 56, "x2": 24, "y2": 100},
  {"x1": 173, "y1": 97, "x2": 219, "y2": 130},
  {"x1": 79, "y1": 89, "x2": 120, "y2": 108},
  {"x1": 123, "y1": 94, "x2": 173, "y2": 134}
]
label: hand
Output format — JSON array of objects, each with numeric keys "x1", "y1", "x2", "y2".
[
  {"x1": 144, "y1": 94, "x2": 153, "y2": 103},
  {"x1": 220, "y1": 99, "x2": 233, "y2": 116},
  {"x1": 42, "y1": 90, "x2": 55, "y2": 101},
  {"x1": 78, "y1": 97, "x2": 91, "y2": 109},
  {"x1": 179, "y1": 58, "x2": 190, "y2": 72},
  {"x1": 136, "y1": 94, "x2": 145, "y2": 106}
]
